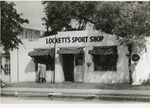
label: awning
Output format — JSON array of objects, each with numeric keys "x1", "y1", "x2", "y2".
[
  {"x1": 28, "y1": 48, "x2": 54, "y2": 57},
  {"x1": 57, "y1": 47, "x2": 84, "y2": 54},
  {"x1": 89, "y1": 46, "x2": 117, "y2": 55}
]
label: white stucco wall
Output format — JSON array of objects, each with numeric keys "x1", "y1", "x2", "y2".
[
  {"x1": 10, "y1": 30, "x2": 130, "y2": 83},
  {"x1": 18, "y1": 43, "x2": 35, "y2": 82},
  {"x1": 131, "y1": 39, "x2": 150, "y2": 85},
  {"x1": 55, "y1": 47, "x2": 65, "y2": 82},
  {"x1": 10, "y1": 49, "x2": 18, "y2": 82},
  {"x1": 10, "y1": 39, "x2": 54, "y2": 82},
  {"x1": 146, "y1": 44, "x2": 150, "y2": 81}
]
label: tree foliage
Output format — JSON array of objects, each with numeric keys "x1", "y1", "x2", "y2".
[
  {"x1": 42, "y1": 1, "x2": 150, "y2": 51},
  {"x1": 93, "y1": 2, "x2": 150, "y2": 51},
  {"x1": 42, "y1": 1, "x2": 97, "y2": 35},
  {"x1": 1, "y1": 1, "x2": 29, "y2": 52}
]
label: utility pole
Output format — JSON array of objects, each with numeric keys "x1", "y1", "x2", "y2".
[{"x1": 53, "y1": 34, "x2": 56, "y2": 83}]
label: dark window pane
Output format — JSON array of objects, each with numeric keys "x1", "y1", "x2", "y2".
[
  {"x1": 34, "y1": 56, "x2": 54, "y2": 71},
  {"x1": 93, "y1": 46, "x2": 118, "y2": 71}
]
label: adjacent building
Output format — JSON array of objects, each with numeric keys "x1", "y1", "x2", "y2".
[{"x1": 1, "y1": 28, "x2": 44, "y2": 82}]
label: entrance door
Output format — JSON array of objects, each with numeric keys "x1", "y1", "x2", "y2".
[{"x1": 63, "y1": 54, "x2": 74, "y2": 81}]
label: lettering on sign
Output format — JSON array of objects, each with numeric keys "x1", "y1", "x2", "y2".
[{"x1": 46, "y1": 36, "x2": 104, "y2": 44}]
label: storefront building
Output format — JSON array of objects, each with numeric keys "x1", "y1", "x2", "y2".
[
  {"x1": 9, "y1": 30, "x2": 132, "y2": 84},
  {"x1": 53, "y1": 30, "x2": 129, "y2": 83}
]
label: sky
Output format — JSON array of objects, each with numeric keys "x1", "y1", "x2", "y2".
[{"x1": 13, "y1": 1, "x2": 46, "y2": 31}]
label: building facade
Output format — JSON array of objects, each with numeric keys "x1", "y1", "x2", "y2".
[
  {"x1": 3, "y1": 30, "x2": 150, "y2": 84},
  {"x1": 1, "y1": 28, "x2": 44, "y2": 82},
  {"x1": 9, "y1": 30, "x2": 132, "y2": 84},
  {"x1": 53, "y1": 30, "x2": 130, "y2": 83}
]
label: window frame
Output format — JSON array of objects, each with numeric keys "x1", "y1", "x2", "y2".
[
  {"x1": 92, "y1": 46, "x2": 118, "y2": 72},
  {"x1": 34, "y1": 55, "x2": 54, "y2": 71},
  {"x1": 4, "y1": 56, "x2": 10, "y2": 75}
]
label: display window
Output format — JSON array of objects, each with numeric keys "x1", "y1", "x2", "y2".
[
  {"x1": 93, "y1": 54, "x2": 117, "y2": 71},
  {"x1": 34, "y1": 56, "x2": 54, "y2": 71},
  {"x1": 89, "y1": 46, "x2": 118, "y2": 71}
]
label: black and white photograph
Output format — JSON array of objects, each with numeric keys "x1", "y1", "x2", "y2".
[{"x1": 1, "y1": 0, "x2": 150, "y2": 105}]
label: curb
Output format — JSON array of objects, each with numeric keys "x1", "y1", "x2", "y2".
[{"x1": 1, "y1": 91, "x2": 150, "y2": 102}]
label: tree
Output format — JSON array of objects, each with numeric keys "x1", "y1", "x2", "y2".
[
  {"x1": 94, "y1": 2, "x2": 150, "y2": 52},
  {"x1": 42, "y1": 1, "x2": 97, "y2": 36},
  {"x1": 1, "y1": 1, "x2": 29, "y2": 53},
  {"x1": 42, "y1": 1, "x2": 150, "y2": 52}
]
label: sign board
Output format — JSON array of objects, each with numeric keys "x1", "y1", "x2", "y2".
[
  {"x1": 131, "y1": 53, "x2": 140, "y2": 62},
  {"x1": 46, "y1": 36, "x2": 104, "y2": 44}
]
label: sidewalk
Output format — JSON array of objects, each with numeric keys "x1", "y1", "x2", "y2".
[
  {"x1": 2, "y1": 82, "x2": 150, "y2": 90},
  {"x1": 1, "y1": 82, "x2": 150, "y2": 102}
]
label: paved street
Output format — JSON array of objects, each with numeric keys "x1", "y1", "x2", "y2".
[
  {"x1": 1, "y1": 82, "x2": 150, "y2": 103},
  {"x1": 1, "y1": 96, "x2": 147, "y2": 104}
]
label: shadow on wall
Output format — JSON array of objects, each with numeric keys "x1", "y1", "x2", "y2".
[{"x1": 25, "y1": 59, "x2": 35, "y2": 73}]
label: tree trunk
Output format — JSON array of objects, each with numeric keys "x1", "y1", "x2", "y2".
[{"x1": 128, "y1": 44, "x2": 133, "y2": 84}]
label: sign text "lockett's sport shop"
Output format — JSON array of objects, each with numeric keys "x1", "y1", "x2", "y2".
[{"x1": 46, "y1": 36, "x2": 104, "y2": 44}]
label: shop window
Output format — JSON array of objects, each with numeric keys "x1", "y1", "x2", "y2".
[
  {"x1": 92, "y1": 46, "x2": 118, "y2": 71},
  {"x1": 75, "y1": 56, "x2": 83, "y2": 66},
  {"x1": 4, "y1": 56, "x2": 10, "y2": 75},
  {"x1": 93, "y1": 54, "x2": 117, "y2": 71},
  {"x1": 34, "y1": 56, "x2": 54, "y2": 71}
]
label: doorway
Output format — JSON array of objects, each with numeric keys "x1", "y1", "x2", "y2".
[{"x1": 63, "y1": 54, "x2": 74, "y2": 81}]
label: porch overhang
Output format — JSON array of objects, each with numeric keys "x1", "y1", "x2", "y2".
[
  {"x1": 57, "y1": 47, "x2": 84, "y2": 54},
  {"x1": 28, "y1": 48, "x2": 54, "y2": 57},
  {"x1": 89, "y1": 46, "x2": 117, "y2": 55}
]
